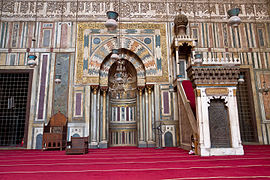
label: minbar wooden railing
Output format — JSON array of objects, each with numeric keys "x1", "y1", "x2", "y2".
[{"x1": 177, "y1": 82, "x2": 198, "y2": 154}]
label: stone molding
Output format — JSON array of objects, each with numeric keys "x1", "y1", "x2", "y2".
[{"x1": 1, "y1": 1, "x2": 269, "y2": 22}]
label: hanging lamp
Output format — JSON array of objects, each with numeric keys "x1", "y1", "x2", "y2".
[
  {"x1": 27, "y1": 47, "x2": 37, "y2": 68},
  {"x1": 192, "y1": 0, "x2": 202, "y2": 65},
  {"x1": 111, "y1": 49, "x2": 120, "y2": 60},
  {"x1": 259, "y1": 75, "x2": 270, "y2": 95},
  {"x1": 194, "y1": 52, "x2": 203, "y2": 64},
  {"x1": 227, "y1": 8, "x2": 241, "y2": 27},
  {"x1": 260, "y1": 82, "x2": 269, "y2": 95},
  {"x1": 27, "y1": 0, "x2": 38, "y2": 68},
  {"x1": 105, "y1": 11, "x2": 118, "y2": 31},
  {"x1": 194, "y1": 39, "x2": 202, "y2": 64},
  {"x1": 54, "y1": 74, "x2": 62, "y2": 84},
  {"x1": 238, "y1": 74, "x2": 245, "y2": 84},
  {"x1": 54, "y1": 0, "x2": 65, "y2": 85}
]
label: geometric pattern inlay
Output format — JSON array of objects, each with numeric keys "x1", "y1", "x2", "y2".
[{"x1": 75, "y1": 23, "x2": 169, "y2": 85}]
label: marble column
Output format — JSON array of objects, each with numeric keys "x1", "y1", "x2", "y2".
[
  {"x1": 227, "y1": 88, "x2": 243, "y2": 152},
  {"x1": 90, "y1": 85, "x2": 98, "y2": 148},
  {"x1": 175, "y1": 48, "x2": 180, "y2": 75},
  {"x1": 147, "y1": 85, "x2": 155, "y2": 147},
  {"x1": 84, "y1": 86, "x2": 91, "y2": 138},
  {"x1": 100, "y1": 87, "x2": 108, "y2": 148},
  {"x1": 138, "y1": 87, "x2": 146, "y2": 147}
]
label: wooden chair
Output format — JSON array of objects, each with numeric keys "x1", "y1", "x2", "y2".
[
  {"x1": 42, "y1": 112, "x2": 67, "y2": 151},
  {"x1": 66, "y1": 136, "x2": 89, "y2": 155}
]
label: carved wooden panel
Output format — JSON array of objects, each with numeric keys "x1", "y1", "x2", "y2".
[{"x1": 209, "y1": 99, "x2": 231, "y2": 148}]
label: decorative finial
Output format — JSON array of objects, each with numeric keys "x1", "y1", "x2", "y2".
[
  {"x1": 174, "y1": 5, "x2": 188, "y2": 36},
  {"x1": 179, "y1": 4, "x2": 182, "y2": 14}
]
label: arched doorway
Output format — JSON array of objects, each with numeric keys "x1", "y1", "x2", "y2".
[
  {"x1": 108, "y1": 59, "x2": 138, "y2": 146},
  {"x1": 164, "y1": 132, "x2": 173, "y2": 147}
]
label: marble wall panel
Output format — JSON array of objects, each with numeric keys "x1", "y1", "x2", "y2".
[{"x1": 53, "y1": 54, "x2": 70, "y2": 116}]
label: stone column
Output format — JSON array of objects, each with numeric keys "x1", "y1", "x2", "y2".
[
  {"x1": 175, "y1": 48, "x2": 180, "y2": 75},
  {"x1": 90, "y1": 85, "x2": 98, "y2": 148},
  {"x1": 138, "y1": 87, "x2": 146, "y2": 147},
  {"x1": 228, "y1": 87, "x2": 243, "y2": 151},
  {"x1": 100, "y1": 87, "x2": 108, "y2": 148},
  {"x1": 147, "y1": 85, "x2": 155, "y2": 147},
  {"x1": 84, "y1": 86, "x2": 91, "y2": 138}
]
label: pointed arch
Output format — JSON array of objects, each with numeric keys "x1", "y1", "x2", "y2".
[
  {"x1": 89, "y1": 37, "x2": 157, "y2": 77},
  {"x1": 99, "y1": 48, "x2": 146, "y2": 87}
]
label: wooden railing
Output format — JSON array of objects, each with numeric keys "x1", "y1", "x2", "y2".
[
  {"x1": 190, "y1": 57, "x2": 241, "y2": 65},
  {"x1": 177, "y1": 82, "x2": 198, "y2": 154},
  {"x1": 177, "y1": 82, "x2": 198, "y2": 134}
]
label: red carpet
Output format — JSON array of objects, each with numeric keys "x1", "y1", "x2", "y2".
[
  {"x1": 182, "y1": 80, "x2": 196, "y2": 114},
  {"x1": 0, "y1": 145, "x2": 270, "y2": 180}
]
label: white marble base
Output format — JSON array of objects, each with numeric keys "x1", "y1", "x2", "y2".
[
  {"x1": 200, "y1": 147, "x2": 244, "y2": 156},
  {"x1": 89, "y1": 142, "x2": 98, "y2": 149},
  {"x1": 99, "y1": 141, "x2": 108, "y2": 148},
  {"x1": 138, "y1": 141, "x2": 147, "y2": 148},
  {"x1": 147, "y1": 141, "x2": 156, "y2": 147}
]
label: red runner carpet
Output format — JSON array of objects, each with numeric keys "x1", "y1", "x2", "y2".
[
  {"x1": 0, "y1": 145, "x2": 270, "y2": 180},
  {"x1": 182, "y1": 80, "x2": 196, "y2": 113}
]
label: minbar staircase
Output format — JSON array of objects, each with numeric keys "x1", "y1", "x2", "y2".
[{"x1": 176, "y1": 81, "x2": 198, "y2": 154}]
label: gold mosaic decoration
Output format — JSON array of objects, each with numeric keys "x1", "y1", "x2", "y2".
[{"x1": 75, "y1": 22, "x2": 169, "y2": 85}]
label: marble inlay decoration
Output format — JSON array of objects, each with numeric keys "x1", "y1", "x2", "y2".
[
  {"x1": 53, "y1": 54, "x2": 69, "y2": 116},
  {"x1": 75, "y1": 93, "x2": 82, "y2": 116},
  {"x1": 163, "y1": 91, "x2": 170, "y2": 115},
  {"x1": 37, "y1": 55, "x2": 48, "y2": 120},
  {"x1": 75, "y1": 22, "x2": 168, "y2": 85}
]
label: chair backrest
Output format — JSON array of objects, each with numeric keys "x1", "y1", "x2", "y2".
[
  {"x1": 42, "y1": 112, "x2": 68, "y2": 150},
  {"x1": 49, "y1": 112, "x2": 67, "y2": 127}
]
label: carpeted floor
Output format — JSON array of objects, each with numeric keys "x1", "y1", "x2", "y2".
[{"x1": 0, "y1": 145, "x2": 270, "y2": 180}]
